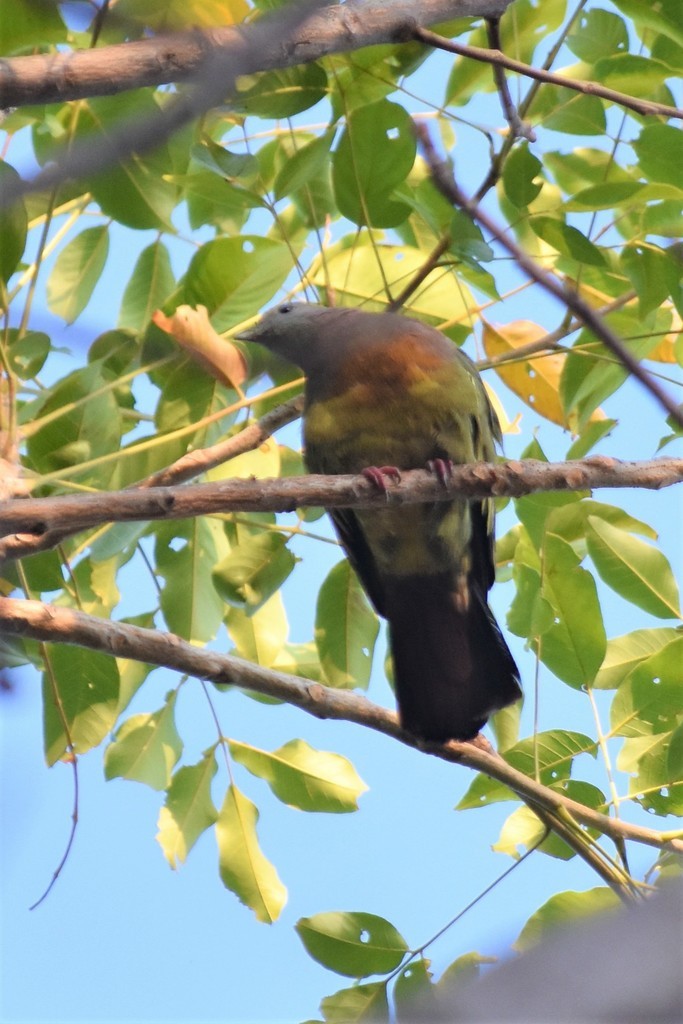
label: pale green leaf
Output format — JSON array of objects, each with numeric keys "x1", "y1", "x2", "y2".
[
  {"x1": 229, "y1": 738, "x2": 367, "y2": 813},
  {"x1": 156, "y1": 750, "x2": 218, "y2": 868},
  {"x1": 594, "y1": 629, "x2": 681, "y2": 689},
  {"x1": 156, "y1": 518, "x2": 230, "y2": 644},
  {"x1": 118, "y1": 241, "x2": 175, "y2": 331},
  {"x1": 47, "y1": 226, "x2": 110, "y2": 324},
  {"x1": 104, "y1": 690, "x2": 182, "y2": 790},
  {"x1": 215, "y1": 784, "x2": 287, "y2": 923},
  {"x1": 212, "y1": 532, "x2": 296, "y2": 611},
  {"x1": 226, "y1": 591, "x2": 289, "y2": 670},
  {"x1": 586, "y1": 517, "x2": 681, "y2": 619}
]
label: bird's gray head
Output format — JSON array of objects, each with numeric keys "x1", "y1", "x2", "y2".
[{"x1": 235, "y1": 302, "x2": 355, "y2": 373}]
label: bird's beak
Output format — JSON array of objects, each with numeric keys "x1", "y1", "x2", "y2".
[{"x1": 234, "y1": 323, "x2": 260, "y2": 342}]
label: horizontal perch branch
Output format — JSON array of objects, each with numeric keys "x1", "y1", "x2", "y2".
[
  {"x1": 1, "y1": 458, "x2": 681, "y2": 559},
  {"x1": 0, "y1": 0, "x2": 512, "y2": 110},
  {"x1": 1, "y1": 594, "x2": 680, "y2": 858}
]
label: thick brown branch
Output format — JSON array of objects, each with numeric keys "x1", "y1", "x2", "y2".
[
  {"x1": 1, "y1": 458, "x2": 681, "y2": 561},
  {"x1": 415, "y1": 26, "x2": 683, "y2": 121},
  {"x1": 1, "y1": 594, "x2": 680, "y2": 857},
  {"x1": 0, "y1": 1, "x2": 512, "y2": 110},
  {"x1": 416, "y1": 124, "x2": 683, "y2": 429}
]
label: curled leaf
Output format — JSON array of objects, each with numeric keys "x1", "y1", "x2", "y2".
[{"x1": 152, "y1": 304, "x2": 247, "y2": 387}]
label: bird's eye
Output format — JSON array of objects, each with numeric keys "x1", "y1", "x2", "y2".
[{"x1": 278, "y1": 303, "x2": 293, "y2": 314}]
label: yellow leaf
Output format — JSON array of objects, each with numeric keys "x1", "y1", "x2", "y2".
[
  {"x1": 483, "y1": 382, "x2": 522, "y2": 434},
  {"x1": 483, "y1": 320, "x2": 568, "y2": 426},
  {"x1": 648, "y1": 308, "x2": 681, "y2": 364},
  {"x1": 153, "y1": 304, "x2": 247, "y2": 387}
]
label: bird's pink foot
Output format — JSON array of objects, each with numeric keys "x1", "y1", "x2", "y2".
[
  {"x1": 427, "y1": 458, "x2": 454, "y2": 487},
  {"x1": 362, "y1": 466, "x2": 402, "y2": 492}
]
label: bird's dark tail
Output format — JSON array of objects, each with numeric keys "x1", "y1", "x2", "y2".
[{"x1": 385, "y1": 575, "x2": 521, "y2": 742}]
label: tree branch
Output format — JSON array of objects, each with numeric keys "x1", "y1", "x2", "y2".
[
  {"x1": 0, "y1": 0, "x2": 513, "y2": 111},
  {"x1": 1, "y1": 457, "x2": 681, "y2": 561},
  {"x1": 415, "y1": 26, "x2": 683, "y2": 122},
  {"x1": 2, "y1": 594, "x2": 680, "y2": 858},
  {"x1": 416, "y1": 123, "x2": 683, "y2": 429}
]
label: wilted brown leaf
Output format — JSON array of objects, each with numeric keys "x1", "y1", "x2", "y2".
[{"x1": 153, "y1": 305, "x2": 247, "y2": 388}]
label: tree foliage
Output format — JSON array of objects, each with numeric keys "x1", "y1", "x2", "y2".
[{"x1": 0, "y1": 0, "x2": 681, "y2": 1019}]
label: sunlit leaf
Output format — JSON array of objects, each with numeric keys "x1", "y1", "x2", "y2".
[
  {"x1": 215, "y1": 784, "x2": 287, "y2": 923},
  {"x1": 594, "y1": 629, "x2": 681, "y2": 689},
  {"x1": 229, "y1": 738, "x2": 367, "y2": 813},
  {"x1": 156, "y1": 750, "x2": 219, "y2": 868},
  {"x1": 104, "y1": 690, "x2": 182, "y2": 790},
  {"x1": 213, "y1": 532, "x2": 296, "y2": 611},
  {"x1": 320, "y1": 981, "x2": 389, "y2": 1023},
  {"x1": 586, "y1": 517, "x2": 681, "y2": 619},
  {"x1": 156, "y1": 518, "x2": 231, "y2": 644}
]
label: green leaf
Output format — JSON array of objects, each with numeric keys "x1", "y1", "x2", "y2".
[
  {"x1": 296, "y1": 912, "x2": 407, "y2": 978},
  {"x1": 0, "y1": 0, "x2": 66, "y2": 53},
  {"x1": 226, "y1": 591, "x2": 289, "y2": 670},
  {"x1": 155, "y1": 518, "x2": 230, "y2": 644},
  {"x1": 212, "y1": 532, "x2": 296, "y2": 611},
  {"x1": 438, "y1": 952, "x2": 497, "y2": 991},
  {"x1": 229, "y1": 738, "x2": 367, "y2": 813},
  {"x1": 540, "y1": 533, "x2": 606, "y2": 688},
  {"x1": 593, "y1": 53, "x2": 673, "y2": 94},
  {"x1": 215, "y1": 784, "x2": 287, "y2": 923},
  {"x1": 634, "y1": 124, "x2": 683, "y2": 187},
  {"x1": 457, "y1": 730, "x2": 597, "y2": 809},
  {"x1": 567, "y1": 8, "x2": 629, "y2": 62},
  {"x1": 502, "y1": 145, "x2": 543, "y2": 208},
  {"x1": 538, "y1": 91, "x2": 606, "y2": 135},
  {"x1": 595, "y1": 629, "x2": 681, "y2": 689},
  {"x1": 6, "y1": 329, "x2": 51, "y2": 379},
  {"x1": 393, "y1": 959, "x2": 437, "y2": 1021},
  {"x1": 182, "y1": 236, "x2": 292, "y2": 333},
  {"x1": 514, "y1": 888, "x2": 620, "y2": 952},
  {"x1": 0, "y1": 162, "x2": 28, "y2": 283},
  {"x1": 611, "y1": 638, "x2": 683, "y2": 737},
  {"x1": 104, "y1": 690, "x2": 182, "y2": 790},
  {"x1": 620, "y1": 243, "x2": 680, "y2": 319},
  {"x1": 332, "y1": 100, "x2": 416, "y2": 228},
  {"x1": 78, "y1": 95, "x2": 179, "y2": 230},
  {"x1": 586, "y1": 517, "x2": 681, "y2": 619},
  {"x1": 42, "y1": 645, "x2": 120, "y2": 765},
  {"x1": 528, "y1": 216, "x2": 606, "y2": 267},
  {"x1": 235, "y1": 63, "x2": 328, "y2": 117},
  {"x1": 46, "y1": 226, "x2": 110, "y2": 324},
  {"x1": 320, "y1": 982, "x2": 389, "y2": 1023},
  {"x1": 617, "y1": 732, "x2": 683, "y2": 816},
  {"x1": 493, "y1": 781, "x2": 604, "y2": 861},
  {"x1": 274, "y1": 131, "x2": 335, "y2": 200},
  {"x1": 119, "y1": 241, "x2": 175, "y2": 331},
  {"x1": 156, "y1": 750, "x2": 219, "y2": 868},
  {"x1": 315, "y1": 560, "x2": 379, "y2": 689}
]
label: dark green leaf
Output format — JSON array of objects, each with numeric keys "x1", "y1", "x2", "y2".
[
  {"x1": 567, "y1": 9, "x2": 629, "y2": 62},
  {"x1": 315, "y1": 560, "x2": 379, "y2": 689},
  {"x1": 156, "y1": 518, "x2": 230, "y2": 644},
  {"x1": 235, "y1": 63, "x2": 328, "y2": 117},
  {"x1": 502, "y1": 146, "x2": 543, "y2": 208},
  {"x1": 0, "y1": 162, "x2": 28, "y2": 283},
  {"x1": 43, "y1": 645, "x2": 120, "y2": 765},
  {"x1": 529, "y1": 216, "x2": 606, "y2": 267},
  {"x1": 296, "y1": 912, "x2": 407, "y2": 978},
  {"x1": 333, "y1": 100, "x2": 416, "y2": 228}
]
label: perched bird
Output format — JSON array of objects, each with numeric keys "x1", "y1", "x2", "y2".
[{"x1": 236, "y1": 303, "x2": 521, "y2": 741}]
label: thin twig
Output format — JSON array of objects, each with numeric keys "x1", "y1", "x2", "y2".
[
  {"x1": 415, "y1": 26, "x2": 683, "y2": 122},
  {"x1": 415, "y1": 123, "x2": 683, "y2": 428},
  {"x1": 485, "y1": 17, "x2": 536, "y2": 141}
]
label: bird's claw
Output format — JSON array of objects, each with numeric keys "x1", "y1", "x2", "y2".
[
  {"x1": 427, "y1": 458, "x2": 454, "y2": 487},
  {"x1": 362, "y1": 466, "x2": 402, "y2": 492}
]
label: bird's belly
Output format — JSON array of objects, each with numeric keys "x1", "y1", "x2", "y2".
[{"x1": 356, "y1": 501, "x2": 472, "y2": 577}]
